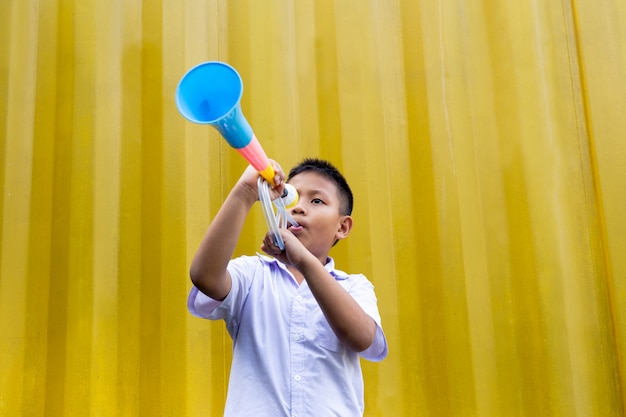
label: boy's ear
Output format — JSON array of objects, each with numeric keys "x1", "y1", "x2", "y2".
[{"x1": 336, "y1": 215, "x2": 353, "y2": 241}]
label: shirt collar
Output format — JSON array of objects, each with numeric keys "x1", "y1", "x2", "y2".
[{"x1": 256, "y1": 253, "x2": 349, "y2": 280}]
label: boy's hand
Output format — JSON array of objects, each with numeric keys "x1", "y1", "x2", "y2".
[
  {"x1": 233, "y1": 160, "x2": 286, "y2": 204},
  {"x1": 261, "y1": 228, "x2": 314, "y2": 269}
]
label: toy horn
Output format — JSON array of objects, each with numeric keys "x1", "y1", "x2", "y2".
[{"x1": 175, "y1": 61, "x2": 276, "y2": 185}]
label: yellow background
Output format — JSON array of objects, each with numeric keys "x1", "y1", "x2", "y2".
[{"x1": 1, "y1": 0, "x2": 625, "y2": 415}]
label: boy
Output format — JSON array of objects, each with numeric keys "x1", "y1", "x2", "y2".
[{"x1": 188, "y1": 158, "x2": 388, "y2": 416}]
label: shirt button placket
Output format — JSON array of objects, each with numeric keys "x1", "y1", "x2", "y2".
[{"x1": 290, "y1": 290, "x2": 307, "y2": 416}]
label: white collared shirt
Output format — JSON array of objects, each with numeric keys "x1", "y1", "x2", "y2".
[{"x1": 188, "y1": 254, "x2": 388, "y2": 417}]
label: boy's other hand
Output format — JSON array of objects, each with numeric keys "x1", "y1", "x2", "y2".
[{"x1": 261, "y1": 228, "x2": 313, "y2": 269}]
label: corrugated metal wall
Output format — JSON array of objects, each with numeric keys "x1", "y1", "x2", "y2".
[{"x1": 1, "y1": 0, "x2": 625, "y2": 415}]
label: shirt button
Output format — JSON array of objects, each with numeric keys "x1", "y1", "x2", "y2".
[
  {"x1": 293, "y1": 334, "x2": 301, "y2": 341},
  {"x1": 296, "y1": 295, "x2": 303, "y2": 301},
  {"x1": 294, "y1": 375, "x2": 301, "y2": 381}
]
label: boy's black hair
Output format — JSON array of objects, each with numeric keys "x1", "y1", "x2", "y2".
[{"x1": 287, "y1": 158, "x2": 354, "y2": 216}]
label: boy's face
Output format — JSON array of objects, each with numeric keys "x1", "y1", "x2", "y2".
[{"x1": 287, "y1": 171, "x2": 352, "y2": 260}]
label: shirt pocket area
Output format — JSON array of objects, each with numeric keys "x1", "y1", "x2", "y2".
[{"x1": 315, "y1": 318, "x2": 345, "y2": 354}]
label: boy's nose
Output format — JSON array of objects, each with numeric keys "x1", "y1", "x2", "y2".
[{"x1": 290, "y1": 203, "x2": 305, "y2": 215}]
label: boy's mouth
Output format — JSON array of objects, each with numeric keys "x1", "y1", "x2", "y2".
[{"x1": 288, "y1": 224, "x2": 304, "y2": 233}]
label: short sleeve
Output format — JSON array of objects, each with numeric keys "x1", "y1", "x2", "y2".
[
  {"x1": 187, "y1": 285, "x2": 224, "y2": 318},
  {"x1": 346, "y1": 275, "x2": 388, "y2": 362},
  {"x1": 186, "y1": 255, "x2": 260, "y2": 338}
]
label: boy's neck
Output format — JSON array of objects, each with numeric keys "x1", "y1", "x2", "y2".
[
  {"x1": 287, "y1": 266, "x2": 305, "y2": 285},
  {"x1": 287, "y1": 254, "x2": 331, "y2": 285}
]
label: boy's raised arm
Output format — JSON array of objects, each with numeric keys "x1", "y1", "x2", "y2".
[
  {"x1": 298, "y1": 255, "x2": 377, "y2": 353},
  {"x1": 190, "y1": 163, "x2": 285, "y2": 301},
  {"x1": 265, "y1": 230, "x2": 377, "y2": 353}
]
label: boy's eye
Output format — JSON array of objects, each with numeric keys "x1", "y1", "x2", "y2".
[{"x1": 311, "y1": 198, "x2": 324, "y2": 205}]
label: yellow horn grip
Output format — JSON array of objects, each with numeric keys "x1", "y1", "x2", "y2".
[{"x1": 258, "y1": 165, "x2": 276, "y2": 185}]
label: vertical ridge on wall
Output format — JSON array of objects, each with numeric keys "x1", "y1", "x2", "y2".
[
  {"x1": 117, "y1": 0, "x2": 143, "y2": 414},
  {"x1": 162, "y1": 0, "x2": 189, "y2": 415},
  {"x1": 1, "y1": 1, "x2": 37, "y2": 415},
  {"x1": 570, "y1": 0, "x2": 626, "y2": 410},
  {"x1": 312, "y1": 1, "x2": 341, "y2": 160},
  {"x1": 49, "y1": 0, "x2": 76, "y2": 412},
  {"x1": 140, "y1": 0, "x2": 164, "y2": 415},
  {"x1": 91, "y1": 0, "x2": 122, "y2": 413},
  {"x1": 399, "y1": 3, "x2": 436, "y2": 414}
]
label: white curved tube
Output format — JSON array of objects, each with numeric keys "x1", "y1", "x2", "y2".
[{"x1": 257, "y1": 178, "x2": 299, "y2": 251}]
